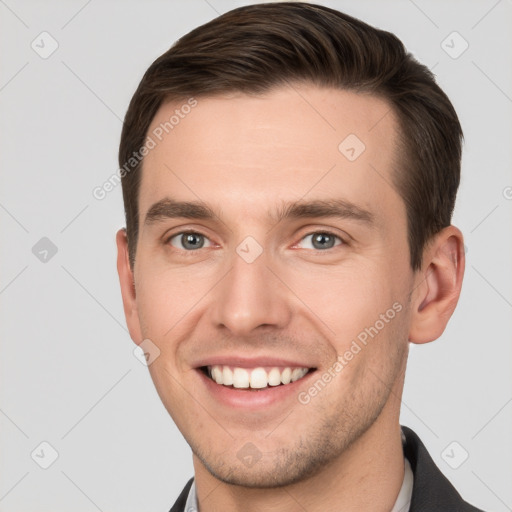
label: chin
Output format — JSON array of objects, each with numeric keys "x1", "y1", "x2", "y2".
[
  {"x1": 192, "y1": 435, "x2": 344, "y2": 489},
  {"x1": 200, "y1": 458, "x2": 312, "y2": 489}
]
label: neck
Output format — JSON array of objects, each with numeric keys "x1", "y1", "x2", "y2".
[{"x1": 192, "y1": 398, "x2": 405, "y2": 512}]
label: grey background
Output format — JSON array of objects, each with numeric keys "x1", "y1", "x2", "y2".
[{"x1": 1, "y1": 0, "x2": 511, "y2": 510}]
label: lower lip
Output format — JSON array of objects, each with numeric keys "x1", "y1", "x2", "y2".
[{"x1": 197, "y1": 368, "x2": 315, "y2": 410}]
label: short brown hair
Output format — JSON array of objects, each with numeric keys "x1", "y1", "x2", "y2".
[{"x1": 119, "y1": 1, "x2": 463, "y2": 270}]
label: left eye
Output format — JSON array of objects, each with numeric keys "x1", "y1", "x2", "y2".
[
  {"x1": 168, "y1": 232, "x2": 212, "y2": 250},
  {"x1": 298, "y1": 232, "x2": 343, "y2": 250}
]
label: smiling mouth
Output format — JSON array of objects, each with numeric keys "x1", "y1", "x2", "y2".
[{"x1": 200, "y1": 365, "x2": 316, "y2": 390}]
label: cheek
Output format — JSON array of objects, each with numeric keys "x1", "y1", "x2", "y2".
[
  {"x1": 135, "y1": 280, "x2": 170, "y2": 339},
  {"x1": 285, "y1": 259, "x2": 409, "y2": 385},
  {"x1": 147, "y1": 362, "x2": 193, "y2": 430},
  {"x1": 134, "y1": 265, "x2": 209, "y2": 339},
  {"x1": 284, "y1": 260, "x2": 399, "y2": 337}
]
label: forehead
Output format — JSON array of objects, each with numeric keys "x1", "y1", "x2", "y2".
[{"x1": 139, "y1": 85, "x2": 403, "y2": 225}]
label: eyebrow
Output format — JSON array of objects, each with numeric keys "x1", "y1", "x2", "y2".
[
  {"x1": 272, "y1": 198, "x2": 375, "y2": 226},
  {"x1": 143, "y1": 198, "x2": 375, "y2": 227},
  {"x1": 144, "y1": 198, "x2": 216, "y2": 225}
]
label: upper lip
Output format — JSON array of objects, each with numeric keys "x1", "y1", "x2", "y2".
[{"x1": 192, "y1": 355, "x2": 316, "y2": 369}]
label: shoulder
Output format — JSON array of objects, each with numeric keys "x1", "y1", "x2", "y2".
[
  {"x1": 402, "y1": 426, "x2": 485, "y2": 512},
  {"x1": 168, "y1": 477, "x2": 194, "y2": 512}
]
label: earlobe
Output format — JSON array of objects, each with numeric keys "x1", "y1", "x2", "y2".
[
  {"x1": 116, "y1": 228, "x2": 143, "y2": 344},
  {"x1": 409, "y1": 226, "x2": 465, "y2": 344}
]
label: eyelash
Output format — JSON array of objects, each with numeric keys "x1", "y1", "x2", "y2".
[
  {"x1": 164, "y1": 230, "x2": 211, "y2": 251},
  {"x1": 164, "y1": 230, "x2": 346, "y2": 251},
  {"x1": 297, "y1": 231, "x2": 345, "y2": 250}
]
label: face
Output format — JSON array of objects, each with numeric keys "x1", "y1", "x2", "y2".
[{"x1": 122, "y1": 85, "x2": 418, "y2": 487}]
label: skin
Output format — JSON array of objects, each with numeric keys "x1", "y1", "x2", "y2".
[{"x1": 116, "y1": 84, "x2": 465, "y2": 511}]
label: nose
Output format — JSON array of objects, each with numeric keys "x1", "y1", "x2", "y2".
[{"x1": 209, "y1": 249, "x2": 293, "y2": 337}]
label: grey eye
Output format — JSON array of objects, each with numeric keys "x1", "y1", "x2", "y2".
[
  {"x1": 169, "y1": 232, "x2": 211, "y2": 250},
  {"x1": 299, "y1": 232, "x2": 342, "y2": 250}
]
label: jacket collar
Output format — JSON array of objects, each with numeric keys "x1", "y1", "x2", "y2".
[{"x1": 401, "y1": 425, "x2": 483, "y2": 511}]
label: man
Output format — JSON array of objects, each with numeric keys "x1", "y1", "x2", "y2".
[{"x1": 116, "y1": 2, "x2": 484, "y2": 511}]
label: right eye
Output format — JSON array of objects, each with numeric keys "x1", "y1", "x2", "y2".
[{"x1": 167, "y1": 232, "x2": 212, "y2": 251}]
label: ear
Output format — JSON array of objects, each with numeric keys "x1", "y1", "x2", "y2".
[
  {"x1": 116, "y1": 228, "x2": 143, "y2": 344},
  {"x1": 408, "y1": 225, "x2": 465, "y2": 344}
]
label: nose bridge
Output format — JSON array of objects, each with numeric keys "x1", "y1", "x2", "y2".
[{"x1": 210, "y1": 246, "x2": 291, "y2": 335}]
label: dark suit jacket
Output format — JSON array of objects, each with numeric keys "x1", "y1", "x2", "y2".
[{"x1": 169, "y1": 425, "x2": 484, "y2": 511}]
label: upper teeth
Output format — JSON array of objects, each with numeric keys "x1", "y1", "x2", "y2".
[{"x1": 208, "y1": 365, "x2": 309, "y2": 389}]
